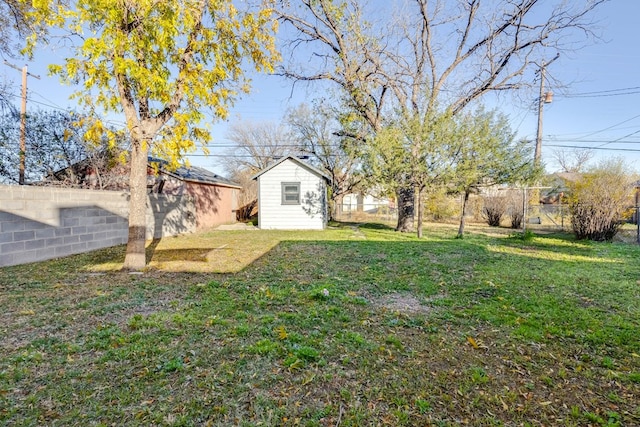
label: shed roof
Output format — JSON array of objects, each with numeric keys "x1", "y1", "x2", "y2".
[{"x1": 251, "y1": 156, "x2": 331, "y2": 182}]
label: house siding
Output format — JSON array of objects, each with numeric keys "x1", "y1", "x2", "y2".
[
  {"x1": 186, "y1": 182, "x2": 237, "y2": 229},
  {"x1": 257, "y1": 160, "x2": 327, "y2": 230}
]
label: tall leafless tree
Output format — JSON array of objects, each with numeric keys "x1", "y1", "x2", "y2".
[
  {"x1": 0, "y1": 0, "x2": 31, "y2": 58},
  {"x1": 220, "y1": 120, "x2": 301, "y2": 219},
  {"x1": 277, "y1": 0, "x2": 606, "y2": 232},
  {"x1": 286, "y1": 101, "x2": 361, "y2": 220},
  {"x1": 552, "y1": 148, "x2": 595, "y2": 173}
]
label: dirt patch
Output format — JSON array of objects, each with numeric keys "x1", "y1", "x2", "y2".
[{"x1": 372, "y1": 292, "x2": 437, "y2": 315}]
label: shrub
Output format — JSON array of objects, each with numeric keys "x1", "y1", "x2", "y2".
[
  {"x1": 565, "y1": 158, "x2": 636, "y2": 241},
  {"x1": 424, "y1": 188, "x2": 460, "y2": 221},
  {"x1": 504, "y1": 189, "x2": 524, "y2": 229},
  {"x1": 482, "y1": 195, "x2": 506, "y2": 226}
]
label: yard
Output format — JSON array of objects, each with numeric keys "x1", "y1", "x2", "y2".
[{"x1": 0, "y1": 222, "x2": 639, "y2": 426}]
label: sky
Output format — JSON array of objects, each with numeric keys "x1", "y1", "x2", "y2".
[{"x1": 1, "y1": 0, "x2": 639, "y2": 176}]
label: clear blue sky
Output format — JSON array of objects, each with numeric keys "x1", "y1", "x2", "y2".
[{"x1": 2, "y1": 0, "x2": 638, "y2": 175}]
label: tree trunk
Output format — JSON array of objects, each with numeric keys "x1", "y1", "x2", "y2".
[
  {"x1": 457, "y1": 190, "x2": 470, "y2": 238},
  {"x1": 395, "y1": 186, "x2": 414, "y2": 232},
  {"x1": 416, "y1": 186, "x2": 423, "y2": 238},
  {"x1": 123, "y1": 139, "x2": 149, "y2": 270},
  {"x1": 332, "y1": 193, "x2": 343, "y2": 221}
]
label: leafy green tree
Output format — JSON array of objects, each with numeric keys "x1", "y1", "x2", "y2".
[
  {"x1": 450, "y1": 109, "x2": 538, "y2": 238},
  {"x1": 365, "y1": 110, "x2": 459, "y2": 238},
  {"x1": 27, "y1": 0, "x2": 278, "y2": 269}
]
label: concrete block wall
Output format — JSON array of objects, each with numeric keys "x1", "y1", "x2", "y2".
[{"x1": 0, "y1": 185, "x2": 195, "y2": 267}]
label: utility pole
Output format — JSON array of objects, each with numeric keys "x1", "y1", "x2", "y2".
[
  {"x1": 3, "y1": 61, "x2": 41, "y2": 185},
  {"x1": 534, "y1": 53, "x2": 559, "y2": 166}
]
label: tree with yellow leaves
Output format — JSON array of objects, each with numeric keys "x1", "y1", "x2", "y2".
[{"x1": 26, "y1": 0, "x2": 278, "y2": 270}]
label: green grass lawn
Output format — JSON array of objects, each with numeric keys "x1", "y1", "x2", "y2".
[{"x1": 0, "y1": 222, "x2": 639, "y2": 426}]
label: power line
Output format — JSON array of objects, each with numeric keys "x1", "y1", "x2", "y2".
[
  {"x1": 596, "y1": 129, "x2": 640, "y2": 148},
  {"x1": 546, "y1": 113, "x2": 640, "y2": 139},
  {"x1": 564, "y1": 86, "x2": 640, "y2": 97},
  {"x1": 547, "y1": 138, "x2": 640, "y2": 144},
  {"x1": 545, "y1": 144, "x2": 640, "y2": 153}
]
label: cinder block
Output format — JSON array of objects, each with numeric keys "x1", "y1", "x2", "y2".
[
  {"x1": 55, "y1": 228, "x2": 72, "y2": 237},
  {"x1": 1, "y1": 221, "x2": 25, "y2": 232},
  {"x1": 93, "y1": 231, "x2": 108, "y2": 241},
  {"x1": 35, "y1": 228, "x2": 55, "y2": 239},
  {"x1": 70, "y1": 242, "x2": 87, "y2": 253},
  {"x1": 0, "y1": 211, "x2": 18, "y2": 221},
  {"x1": 85, "y1": 216, "x2": 106, "y2": 226},
  {"x1": 13, "y1": 231, "x2": 35, "y2": 241},
  {"x1": 36, "y1": 248, "x2": 54, "y2": 260},
  {"x1": 86, "y1": 240, "x2": 108, "y2": 250},
  {"x1": 1, "y1": 241, "x2": 25, "y2": 253},
  {"x1": 72, "y1": 226, "x2": 87, "y2": 235},
  {"x1": 79, "y1": 233, "x2": 94, "y2": 242},
  {"x1": 28, "y1": 220, "x2": 53, "y2": 229},
  {"x1": 25, "y1": 239, "x2": 45, "y2": 250},
  {"x1": 0, "y1": 253, "x2": 15, "y2": 267},
  {"x1": 60, "y1": 209, "x2": 77, "y2": 218},
  {"x1": 15, "y1": 250, "x2": 39, "y2": 264},
  {"x1": 63, "y1": 218, "x2": 80, "y2": 227},
  {"x1": 63, "y1": 235, "x2": 80, "y2": 244},
  {"x1": 0, "y1": 232, "x2": 12, "y2": 243},
  {"x1": 55, "y1": 246, "x2": 73, "y2": 257},
  {"x1": 0, "y1": 200, "x2": 25, "y2": 210},
  {"x1": 45, "y1": 237, "x2": 64, "y2": 246}
]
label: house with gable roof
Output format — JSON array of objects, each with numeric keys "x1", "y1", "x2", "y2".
[{"x1": 252, "y1": 156, "x2": 330, "y2": 230}]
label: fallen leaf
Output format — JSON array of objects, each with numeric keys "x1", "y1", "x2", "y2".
[
  {"x1": 467, "y1": 336, "x2": 479, "y2": 349},
  {"x1": 276, "y1": 325, "x2": 288, "y2": 340}
]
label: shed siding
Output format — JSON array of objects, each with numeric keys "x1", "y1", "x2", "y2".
[{"x1": 257, "y1": 160, "x2": 327, "y2": 230}]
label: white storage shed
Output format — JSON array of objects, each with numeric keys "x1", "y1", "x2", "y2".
[{"x1": 252, "y1": 156, "x2": 330, "y2": 230}]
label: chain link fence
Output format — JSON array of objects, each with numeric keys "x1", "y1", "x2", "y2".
[{"x1": 333, "y1": 192, "x2": 639, "y2": 244}]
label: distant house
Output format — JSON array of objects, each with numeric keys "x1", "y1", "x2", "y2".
[
  {"x1": 45, "y1": 158, "x2": 241, "y2": 230},
  {"x1": 157, "y1": 165, "x2": 241, "y2": 229},
  {"x1": 540, "y1": 172, "x2": 582, "y2": 204},
  {"x1": 252, "y1": 156, "x2": 330, "y2": 230},
  {"x1": 341, "y1": 192, "x2": 392, "y2": 214}
]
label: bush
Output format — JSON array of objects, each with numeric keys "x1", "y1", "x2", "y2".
[
  {"x1": 482, "y1": 195, "x2": 506, "y2": 226},
  {"x1": 566, "y1": 159, "x2": 636, "y2": 241},
  {"x1": 504, "y1": 189, "x2": 524, "y2": 229},
  {"x1": 424, "y1": 188, "x2": 460, "y2": 221}
]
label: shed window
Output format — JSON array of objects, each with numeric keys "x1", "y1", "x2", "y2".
[{"x1": 282, "y1": 182, "x2": 300, "y2": 205}]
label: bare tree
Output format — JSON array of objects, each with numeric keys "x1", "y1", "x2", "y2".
[
  {"x1": 277, "y1": 0, "x2": 606, "y2": 232},
  {"x1": 0, "y1": 0, "x2": 31, "y2": 58},
  {"x1": 552, "y1": 148, "x2": 594, "y2": 173},
  {"x1": 0, "y1": 109, "x2": 123, "y2": 186},
  {"x1": 220, "y1": 120, "x2": 301, "y2": 220},
  {"x1": 286, "y1": 101, "x2": 360, "y2": 220},
  {"x1": 221, "y1": 121, "x2": 299, "y2": 176}
]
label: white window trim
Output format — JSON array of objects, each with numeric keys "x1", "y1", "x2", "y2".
[{"x1": 282, "y1": 182, "x2": 301, "y2": 205}]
